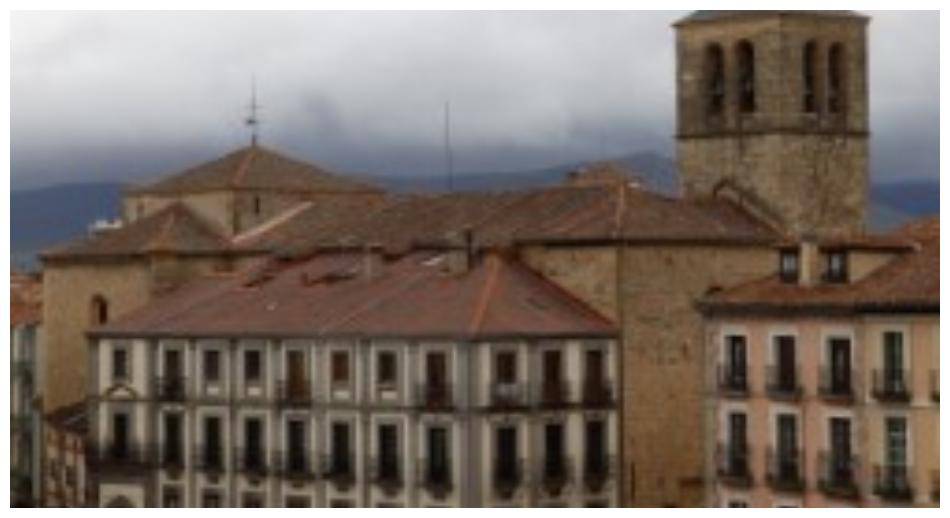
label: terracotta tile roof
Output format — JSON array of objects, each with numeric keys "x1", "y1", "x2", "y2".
[
  {"x1": 92, "y1": 251, "x2": 617, "y2": 341},
  {"x1": 700, "y1": 217, "x2": 939, "y2": 314},
  {"x1": 41, "y1": 202, "x2": 255, "y2": 260},
  {"x1": 11, "y1": 272, "x2": 42, "y2": 327},
  {"x1": 252, "y1": 182, "x2": 779, "y2": 258},
  {"x1": 126, "y1": 145, "x2": 381, "y2": 195}
]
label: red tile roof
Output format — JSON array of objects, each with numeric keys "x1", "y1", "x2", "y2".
[
  {"x1": 127, "y1": 145, "x2": 381, "y2": 195},
  {"x1": 11, "y1": 272, "x2": 42, "y2": 327},
  {"x1": 92, "y1": 251, "x2": 617, "y2": 340},
  {"x1": 41, "y1": 202, "x2": 259, "y2": 260},
  {"x1": 250, "y1": 182, "x2": 779, "y2": 258},
  {"x1": 700, "y1": 217, "x2": 939, "y2": 314}
]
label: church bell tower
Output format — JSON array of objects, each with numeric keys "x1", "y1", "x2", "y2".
[{"x1": 674, "y1": 11, "x2": 870, "y2": 237}]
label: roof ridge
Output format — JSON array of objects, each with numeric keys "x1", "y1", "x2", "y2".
[
  {"x1": 468, "y1": 254, "x2": 502, "y2": 334},
  {"x1": 231, "y1": 146, "x2": 256, "y2": 187}
]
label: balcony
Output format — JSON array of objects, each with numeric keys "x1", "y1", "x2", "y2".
[
  {"x1": 818, "y1": 368, "x2": 855, "y2": 403},
  {"x1": 766, "y1": 447, "x2": 804, "y2": 492},
  {"x1": 873, "y1": 464, "x2": 913, "y2": 502},
  {"x1": 320, "y1": 453, "x2": 355, "y2": 490},
  {"x1": 536, "y1": 456, "x2": 573, "y2": 496},
  {"x1": 88, "y1": 443, "x2": 154, "y2": 473},
  {"x1": 415, "y1": 382, "x2": 454, "y2": 410},
  {"x1": 582, "y1": 378, "x2": 614, "y2": 407},
  {"x1": 716, "y1": 364, "x2": 748, "y2": 397},
  {"x1": 276, "y1": 379, "x2": 312, "y2": 407},
  {"x1": 871, "y1": 370, "x2": 911, "y2": 403},
  {"x1": 193, "y1": 446, "x2": 225, "y2": 473},
  {"x1": 492, "y1": 458, "x2": 524, "y2": 499},
  {"x1": 489, "y1": 382, "x2": 528, "y2": 409},
  {"x1": 931, "y1": 370, "x2": 939, "y2": 403},
  {"x1": 275, "y1": 450, "x2": 314, "y2": 480},
  {"x1": 817, "y1": 450, "x2": 859, "y2": 499},
  {"x1": 159, "y1": 444, "x2": 185, "y2": 470},
  {"x1": 234, "y1": 448, "x2": 268, "y2": 477},
  {"x1": 533, "y1": 381, "x2": 571, "y2": 409},
  {"x1": 715, "y1": 443, "x2": 751, "y2": 488},
  {"x1": 583, "y1": 454, "x2": 614, "y2": 493},
  {"x1": 766, "y1": 365, "x2": 802, "y2": 401},
  {"x1": 417, "y1": 457, "x2": 454, "y2": 498},
  {"x1": 155, "y1": 376, "x2": 187, "y2": 402},
  {"x1": 369, "y1": 456, "x2": 403, "y2": 494}
]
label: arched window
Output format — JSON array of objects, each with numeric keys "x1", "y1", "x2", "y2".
[
  {"x1": 736, "y1": 40, "x2": 756, "y2": 113},
  {"x1": 91, "y1": 295, "x2": 109, "y2": 326},
  {"x1": 828, "y1": 43, "x2": 845, "y2": 113},
  {"x1": 802, "y1": 40, "x2": 818, "y2": 113},
  {"x1": 705, "y1": 43, "x2": 726, "y2": 116}
]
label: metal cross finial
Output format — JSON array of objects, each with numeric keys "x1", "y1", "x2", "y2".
[{"x1": 246, "y1": 76, "x2": 261, "y2": 146}]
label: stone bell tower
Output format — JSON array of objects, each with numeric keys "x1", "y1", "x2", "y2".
[{"x1": 674, "y1": 11, "x2": 870, "y2": 237}]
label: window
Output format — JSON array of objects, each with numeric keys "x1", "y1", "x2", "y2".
[
  {"x1": 111, "y1": 413, "x2": 129, "y2": 460},
  {"x1": 885, "y1": 417, "x2": 908, "y2": 468},
  {"x1": 496, "y1": 426, "x2": 518, "y2": 482},
  {"x1": 163, "y1": 413, "x2": 183, "y2": 466},
  {"x1": 378, "y1": 424, "x2": 399, "y2": 481},
  {"x1": 544, "y1": 423, "x2": 565, "y2": 478},
  {"x1": 771, "y1": 335, "x2": 798, "y2": 394},
  {"x1": 201, "y1": 490, "x2": 221, "y2": 508},
  {"x1": 244, "y1": 418, "x2": 263, "y2": 471},
  {"x1": 779, "y1": 250, "x2": 799, "y2": 283},
  {"x1": 724, "y1": 335, "x2": 747, "y2": 390},
  {"x1": 827, "y1": 338, "x2": 853, "y2": 395},
  {"x1": 331, "y1": 422, "x2": 352, "y2": 475},
  {"x1": 425, "y1": 352, "x2": 449, "y2": 406},
  {"x1": 585, "y1": 420, "x2": 606, "y2": 477},
  {"x1": 112, "y1": 347, "x2": 128, "y2": 382},
  {"x1": 162, "y1": 486, "x2": 181, "y2": 508},
  {"x1": 203, "y1": 349, "x2": 220, "y2": 383},
  {"x1": 705, "y1": 43, "x2": 725, "y2": 115},
  {"x1": 776, "y1": 414, "x2": 799, "y2": 478},
  {"x1": 736, "y1": 40, "x2": 756, "y2": 113},
  {"x1": 377, "y1": 351, "x2": 397, "y2": 387},
  {"x1": 90, "y1": 295, "x2": 109, "y2": 325},
  {"x1": 883, "y1": 331, "x2": 906, "y2": 389},
  {"x1": 164, "y1": 348, "x2": 182, "y2": 379},
  {"x1": 427, "y1": 426, "x2": 449, "y2": 484},
  {"x1": 286, "y1": 496, "x2": 310, "y2": 508},
  {"x1": 244, "y1": 350, "x2": 261, "y2": 383},
  {"x1": 331, "y1": 351, "x2": 350, "y2": 385},
  {"x1": 242, "y1": 493, "x2": 264, "y2": 508},
  {"x1": 829, "y1": 417, "x2": 853, "y2": 481},
  {"x1": 828, "y1": 43, "x2": 845, "y2": 113},
  {"x1": 285, "y1": 349, "x2": 308, "y2": 400},
  {"x1": 802, "y1": 40, "x2": 818, "y2": 112},
  {"x1": 203, "y1": 416, "x2": 222, "y2": 470},
  {"x1": 727, "y1": 412, "x2": 748, "y2": 476},
  {"x1": 287, "y1": 419, "x2": 307, "y2": 473},
  {"x1": 495, "y1": 351, "x2": 517, "y2": 384},
  {"x1": 825, "y1": 251, "x2": 848, "y2": 283}
]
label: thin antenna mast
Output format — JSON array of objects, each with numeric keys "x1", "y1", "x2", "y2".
[
  {"x1": 246, "y1": 76, "x2": 261, "y2": 146},
  {"x1": 444, "y1": 101, "x2": 454, "y2": 192}
]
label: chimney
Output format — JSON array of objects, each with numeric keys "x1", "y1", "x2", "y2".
[
  {"x1": 362, "y1": 243, "x2": 383, "y2": 280},
  {"x1": 799, "y1": 234, "x2": 821, "y2": 287},
  {"x1": 444, "y1": 228, "x2": 476, "y2": 274}
]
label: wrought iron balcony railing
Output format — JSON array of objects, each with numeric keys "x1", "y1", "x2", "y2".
[
  {"x1": 320, "y1": 452, "x2": 355, "y2": 489},
  {"x1": 533, "y1": 381, "x2": 571, "y2": 408},
  {"x1": 492, "y1": 458, "x2": 524, "y2": 499},
  {"x1": 582, "y1": 454, "x2": 615, "y2": 493},
  {"x1": 192, "y1": 446, "x2": 225, "y2": 473},
  {"x1": 817, "y1": 450, "x2": 859, "y2": 499},
  {"x1": 417, "y1": 457, "x2": 454, "y2": 497},
  {"x1": 489, "y1": 383, "x2": 528, "y2": 409},
  {"x1": 818, "y1": 367, "x2": 855, "y2": 402},
  {"x1": 716, "y1": 364, "x2": 749, "y2": 396},
  {"x1": 871, "y1": 370, "x2": 912, "y2": 403},
  {"x1": 873, "y1": 464, "x2": 913, "y2": 502},
  {"x1": 581, "y1": 378, "x2": 614, "y2": 406},
  {"x1": 766, "y1": 446, "x2": 804, "y2": 492},
  {"x1": 766, "y1": 366, "x2": 802, "y2": 400},
  {"x1": 155, "y1": 376, "x2": 187, "y2": 402},
  {"x1": 234, "y1": 447, "x2": 268, "y2": 476},
  {"x1": 536, "y1": 455, "x2": 573, "y2": 496},
  {"x1": 276, "y1": 379, "x2": 313, "y2": 407},
  {"x1": 369, "y1": 456, "x2": 403, "y2": 493},
  {"x1": 715, "y1": 442, "x2": 751, "y2": 487},
  {"x1": 414, "y1": 382, "x2": 454, "y2": 410},
  {"x1": 275, "y1": 449, "x2": 315, "y2": 479}
]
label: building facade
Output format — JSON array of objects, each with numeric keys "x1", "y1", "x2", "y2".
[
  {"x1": 43, "y1": 402, "x2": 92, "y2": 507},
  {"x1": 87, "y1": 252, "x2": 621, "y2": 507},
  {"x1": 11, "y1": 272, "x2": 44, "y2": 507},
  {"x1": 700, "y1": 218, "x2": 939, "y2": 507}
]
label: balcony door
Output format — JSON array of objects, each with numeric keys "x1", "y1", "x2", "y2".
[
  {"x1": 883, "y1": 332, "x2": 905, "y2": 391},
  {"x1": 496, "y1": 426, "x2": 518, "y2": 480},
  {"x1": 427, "y1": 426, "x2": 449, "y2": 483},
  {"x1": 332, "y1": 422, "x2": 351, "y2": 474},
  {"x1": 726, "y1": 336, "x2": 747, "y2": 386},
  {"x1": 164, "y1": 413, "x2": 182, "y2": 465},
  {"x1": 777, "y1": 414, "x2": 798, "y2": 477},
  {"x1": 426, "y1": 352, "x2": 447, "y2": 404},
  {"x1": 542, "y1": 350, "x2": 562, "y2": 400},
  {"x1": 585, "y1": 420, "x2": 605, "y2": 475},
  {"x1": 245, "y1": 418, "x2": 263, "y2": 470},
  {"x1": 378, "y1": 424, "x2": 399, "y2": 480},
  {"x1": 544, "y1": 423, "x2": 564, "y2": 477},
  {"x1": 286, "y1": 350, "x2": 307, "y2": 398},
  {"x1": 830, "y1": 417, "x2": 852, "y2": 479},
  {"x1": 728, "y1": 412, "x2": 747, "y2": 474},
  {"x1": 776, "y1": 336, "x2": 797, "y2": 390},
  {"x1": 287, "y1": 419, "x2": 306, "y2": 472},
  {"x1": 165, "y1": 349, "x2": 182, "y2": 379},
  {"x1": 829, "y1": 339, "x2": 852, "y2": 393}
]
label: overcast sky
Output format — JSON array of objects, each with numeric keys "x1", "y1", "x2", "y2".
[{"x1": 11, "y1": 10, "x2": 939, "y2": 189}]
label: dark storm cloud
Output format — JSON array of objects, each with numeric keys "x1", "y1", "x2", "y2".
[{"x1": 11, "y1": 10, "x2": 938, "y2": 189}]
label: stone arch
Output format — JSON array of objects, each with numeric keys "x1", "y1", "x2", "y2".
[
  {"x1": 704, "y1": 43, "x2": 725, "y2": 116},
  {"x1": 90, "y1": 294, "x2": 109, "y2": 326}
]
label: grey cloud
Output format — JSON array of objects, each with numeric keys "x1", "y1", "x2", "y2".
[{"x1": 11, "y1": 10, "x2": 938, "y2": 189}]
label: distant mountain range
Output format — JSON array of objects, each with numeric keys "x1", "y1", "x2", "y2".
[{"x1": 11, "y1": 153, "x2": 937, "y2": 271}]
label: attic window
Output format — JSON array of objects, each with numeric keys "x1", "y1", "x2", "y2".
[
  {"x1": 824, "y1": 251, "x2": 848, "y2": 283},
  {"x1": 779, "y1": 251, "x2": 799, "y2": 283}
]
